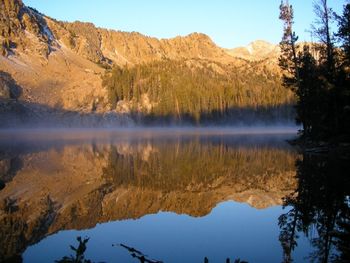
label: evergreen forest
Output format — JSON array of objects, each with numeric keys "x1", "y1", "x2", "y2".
[{"x1": 103, "y1": 59, "x2": 295, "y2": 124}]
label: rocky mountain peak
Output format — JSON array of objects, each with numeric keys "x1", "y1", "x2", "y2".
[
  {"x1": 1, "y1": 0, "x2": 237, "y2": 65},
  {"x1": 185, "y1": 32, "x2": 212, "y2": 41},
  {"x1": 226, "y1": 40, "x2": 279, "y2": 61},
  {"x1": 247, "y1": 40, "x2": 276, "y2": 54},
  {"x1": 0, "y1": 0, "x2": 286, "y2": 115},
  {"x1": 0, "y1": 0, "x2": 24, "y2": 38},
  {"x1": 0, "y1": 0, "x2": 54, "y2": 56},
  {"x1": 1, "y1": 0, "x2": 23, "y2": 17}
]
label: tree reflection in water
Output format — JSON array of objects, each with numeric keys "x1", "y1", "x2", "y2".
[{"x1": 279, "y1": 150, "x2": 350, "y2": 262}]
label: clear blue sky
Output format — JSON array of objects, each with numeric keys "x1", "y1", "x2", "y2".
[{"x1": 23, "y1": 0, "x2": 346, "y2": 48}]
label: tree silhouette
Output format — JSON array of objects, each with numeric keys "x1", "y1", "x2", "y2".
[
  {"x1": 279, "y1": 1, "x2": 350, "y2": 141},
  {"x1": 278, "y1": 151, "x2": 350, "y2": 262}
]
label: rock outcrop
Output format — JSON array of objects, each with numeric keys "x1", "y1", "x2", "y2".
[
  {"x1": 226, "y1": 40, "x2": 280, "y2": 61},
  {"x1": 0, "y1": 1, "x2": 282, "y2": 115},
  {"x1": 1, "y1": 0, "x2": 238, "y2": 66},
  {"x1": 49, "y1": 21, "x2": 237, "y2": 66},
  {"x1": 0, "y1": 70, "x2": 21, "y2": 99},
  {"x1": 0, "y1": 0, "x2": 54, "y2": 57}
]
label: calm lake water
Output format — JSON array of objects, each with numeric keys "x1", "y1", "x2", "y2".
[{"x1": 0, "y1": 128, "x2": 349, "y2": 263}]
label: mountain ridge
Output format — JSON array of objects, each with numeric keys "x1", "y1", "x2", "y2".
[
  {"x1": 1, "y1": 0, "x2": 280, "y2": 66},
  {"x1": 0, "y1": 0, "x2": 284, "y2": 122},
  {"x1": 226, "y1": 40, "x2": 280, "y2": 61}
]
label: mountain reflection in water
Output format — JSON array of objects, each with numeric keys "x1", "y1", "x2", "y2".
[{"x1": 0, "y1": 128, "x2": 325, "y2": 262}]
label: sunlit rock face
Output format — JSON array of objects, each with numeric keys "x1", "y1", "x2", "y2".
[
  {"x1": 1, "y1": 0, "x2": 287, "y2": 115},
  {"x1": 0, "y1": 132, "x2": 297, "y2": 260},
  {"x1": 226, "y1": 40, "x2": 280, "y2": 61},
  {"x1": 0, "y1": 0, "x2": 236, "y2": 113}
]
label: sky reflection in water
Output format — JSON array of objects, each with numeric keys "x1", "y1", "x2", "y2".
[{"x1": 0, "y1": 128, "x2": 316, "y2": 262}]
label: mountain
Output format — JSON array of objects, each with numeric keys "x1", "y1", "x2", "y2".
[
  {"x1": 226, "y1": 40, "x2": 280, "y2": 61},
  {"x1": 0, "y1": 0, "x2": 290, "y2": 126}
]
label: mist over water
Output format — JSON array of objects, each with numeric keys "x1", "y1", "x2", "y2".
[
  {"x1": 0, "y1": 98, "x2": 296, "y2": 129},
  {"x1": 0, "y1": 125, "x2": 300, "y2": 139},
  {"x1": 0, "y1": 126, "x2": 300, "y2": 157}
]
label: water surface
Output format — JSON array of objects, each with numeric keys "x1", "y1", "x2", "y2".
[{"x1": 0, "y1": 128, "x2": 324, "y2": 262}]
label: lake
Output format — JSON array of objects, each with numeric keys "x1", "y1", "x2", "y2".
[{"x1": 0, "y1": 128, "x2": 349, "y2": 263}]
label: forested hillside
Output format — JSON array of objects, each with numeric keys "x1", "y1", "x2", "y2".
[
  {"x1": 103, "y1": 59, "x2": 295, "y2": 124},
  {"x1": 0, "y1": 0, "x2": 295, "y2": 126}
]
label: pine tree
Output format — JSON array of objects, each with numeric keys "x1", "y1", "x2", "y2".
[
  {"x1": 279, "y1": 0, "x2": 300, "y2": 91},
  {"x1": 312, "y1": 0, "x2": 342, "y2": 137},
  {"x1": 336, "y1": 3, "x2": 350, "y2": 137},
  {"x1": 336, "y1": 4, "x2": 350, "y2": 67},
  {"x1": 279, "y1": 0, "x2": 306, "y2": 131},
  {"x1": 312, "y1": 0, "x2": 336, "y2": 79},
  {"x1": 297, "y1": 46, "x2": 328, "y2": 137}
]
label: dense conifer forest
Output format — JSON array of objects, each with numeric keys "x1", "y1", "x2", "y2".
[{"x1": 102, "y1": 59, "x2": 295, "y2": 124}]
